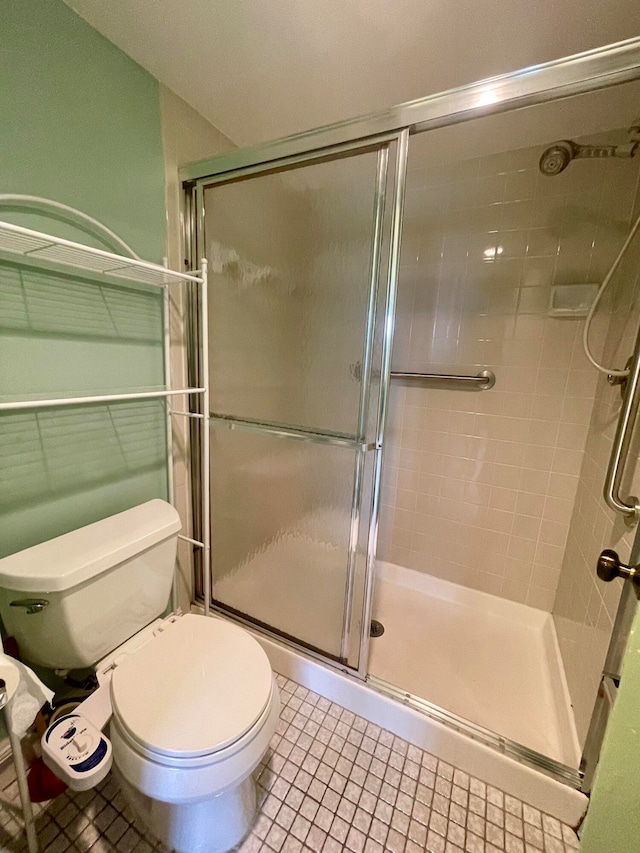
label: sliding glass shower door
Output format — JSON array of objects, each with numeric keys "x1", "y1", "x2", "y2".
[{"x1": 197, "y1": 137, "x2": 406, "y2": 667}]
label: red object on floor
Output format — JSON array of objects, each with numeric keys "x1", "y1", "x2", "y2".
[
  {"x1": 3, "y1": 637, "x2": 20, "y2": 660},
  {"x1": 27, "y1": 757, "x2": 67, "y2": 802}
]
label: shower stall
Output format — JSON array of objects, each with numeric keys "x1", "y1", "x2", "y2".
[{"x1": 182, "y1": 39, "x2": 640, "y2": 793}]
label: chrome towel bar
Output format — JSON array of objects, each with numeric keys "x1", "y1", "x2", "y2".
[{"x1": 390, "y1": 369, "x2": 495, "y2": 390}]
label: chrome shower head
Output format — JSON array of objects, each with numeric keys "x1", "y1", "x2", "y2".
[
  {"x1": 539, "y1": 141, "x2": 576, "y2": 176},
  {"x1": 540, "y1": 124, "x2": 640, "y2": 177}
]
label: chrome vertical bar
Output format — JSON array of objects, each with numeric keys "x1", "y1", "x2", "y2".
[
  {"x1": 603, "y1": 322, "x2": 640, "y2": 523},
  {"x1": 200, "y1": 258, "x2": 211, "y2": 616},
  {"x1": 186, "y1": 182, "x2": 206, "y2": 605},
  {"x1": 340, "y1": 147, "x2": 390, "y2": 664},
  {"x1": 358, "y1": 129, "x2": 409, "y2": 677},
  {"x1": 341, "y1": 450, "x2": 365, "y2": 663},
  {"x1": 377, "y1": 130, "x2": 410, "y2": 451},
  {"x1": 358, "y1": 147, "x2": 390, "y2": 443}
]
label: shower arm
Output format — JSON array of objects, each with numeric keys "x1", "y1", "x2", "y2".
[
  {"x1": 570, "y1": 140, "x2": 639, "y2": 160},
  {"x1": 573, "y1": 122, "x2": 640, "y2": 160}
]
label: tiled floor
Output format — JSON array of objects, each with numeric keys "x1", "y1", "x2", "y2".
[{"x1": 0, "y1": 673, "x2": 580, "y2": 853}]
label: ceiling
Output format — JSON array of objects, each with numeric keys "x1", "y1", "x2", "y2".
[{"x1": 65, "y1": 0, "x2": 640, "y2": 148}]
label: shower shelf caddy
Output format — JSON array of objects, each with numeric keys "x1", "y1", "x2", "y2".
[{"x1": 0, "y1": 219, "x2": 212, "y2": 616}]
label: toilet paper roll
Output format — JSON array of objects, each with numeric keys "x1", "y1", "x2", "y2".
[{"x1": 0, "y1": 653, "x2": 54, "y2": 737}]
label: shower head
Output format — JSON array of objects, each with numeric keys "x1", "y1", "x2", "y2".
[
  {"x1": 539, "y1": 122, "x2": 640, "y2": 176},
  {"x1": 539, "y1": 141, "x2": 576, "y2": 176}
]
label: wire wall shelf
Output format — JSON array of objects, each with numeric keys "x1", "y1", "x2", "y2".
[
  {"x1": 0, "y1": 220, "x2": 203, "y2": 288},
  {"x1": 0, "y1": 219, "x2": 212, "y2": 619},
  {"x1": 0, "y1": 216, "x2": 212, "y2": 849}
]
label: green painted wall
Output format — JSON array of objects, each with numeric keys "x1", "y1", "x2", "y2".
[
  {"x1": 0, "y1": 0, "x2": 169, "y2": 559},
  {"x1": 1, "y1": 0, "x2": 166, "y2": 258},
  {"x1": 580, "y1": 601, "x2": 640, "y2": 852}
]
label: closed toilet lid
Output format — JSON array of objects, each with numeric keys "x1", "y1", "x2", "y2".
[{"x1": 110, "y1": 614, "x2": 273, "y2": 759}]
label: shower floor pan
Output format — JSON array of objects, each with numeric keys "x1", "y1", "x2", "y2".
[{"x1": 369, "y1": 561, "x2": 581, "y2": 768}]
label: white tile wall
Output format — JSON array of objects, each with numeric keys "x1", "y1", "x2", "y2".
[
  {"x1": 378, "y1": 131, "x2": 640, "y2": 611},
  {"x1": 553, "y1": 221, "x2": 640, "y2": 745}
]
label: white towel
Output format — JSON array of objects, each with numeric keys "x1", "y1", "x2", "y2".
[{"x1": 0, "y1": 652, "x2": 54, "y2": 737}]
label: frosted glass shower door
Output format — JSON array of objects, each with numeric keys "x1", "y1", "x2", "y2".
[{"x1": 200, "y1": 140, "x2": 402, "y2": 665}]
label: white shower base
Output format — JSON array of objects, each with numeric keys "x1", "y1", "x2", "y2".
[{"x1": 369, "y1": 561, "x2": 580, "y2": 768}]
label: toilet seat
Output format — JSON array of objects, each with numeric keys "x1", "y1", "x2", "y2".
[
  {"x1": 109, "y1": 614, "x2": 281, "y2": 805},
  {"x1": 110, "y1": 613, "x2": 274, "y2": 762}
]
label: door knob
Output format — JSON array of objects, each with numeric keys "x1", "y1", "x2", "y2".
[{"x1": 597, "y1": 549, "x2": 640, "y2": 595}]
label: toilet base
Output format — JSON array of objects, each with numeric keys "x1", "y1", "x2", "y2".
[{"x1": 115, "y1": 768, "x2": 258, "y2": 853}]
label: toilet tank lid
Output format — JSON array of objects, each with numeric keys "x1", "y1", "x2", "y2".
[{"x1": 0, "y1": 500, "x2": 181, "y2": 594}]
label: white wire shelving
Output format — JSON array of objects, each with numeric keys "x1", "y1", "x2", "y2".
[
  {"x1": 0, "y1": 218, "x2": 211, "y2": 618},
  {"x1": 0, "y1": 214, "x2": 213, "y2": 853},
  {"x1": 0, "y1": 220, "x2": 202, "y2": 288},
  {"x1": 0, "y1": 388, "x2": 207, "y2": 411}
]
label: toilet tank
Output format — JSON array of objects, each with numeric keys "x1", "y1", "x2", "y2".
[{"x1": 0, "y1": 500, "x2": 181, "y2": 669}]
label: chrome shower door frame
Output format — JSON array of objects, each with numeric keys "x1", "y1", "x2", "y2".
[
  {"x1": 185, "y1": 130, "x2": 409, "y2": 671},
  {"x1": 183, "y1": 36, "x2": 640, "y2": 787},
  {"x1": 181, "y1": 39, "x2": 640, "y2": 184}
]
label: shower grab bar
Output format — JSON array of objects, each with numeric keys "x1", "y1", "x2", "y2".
[
  {"x1": 390, "y1": 369, "x2": 495, "y2": 389},
  {"x1": 604, "y1": 328, "x2": 640, "y2": 524}
]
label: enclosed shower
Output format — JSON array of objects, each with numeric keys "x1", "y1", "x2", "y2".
[
  {"x1": 369, "y1": 109, "x2": 640, "y2": 770},
  {"x1": 183, "y1": 51, "x2": 640, "y2": 794}
]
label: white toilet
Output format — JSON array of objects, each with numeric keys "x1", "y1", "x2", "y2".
[{"x1": 0, "y1": 500, "x2": 280, "y2": 853}]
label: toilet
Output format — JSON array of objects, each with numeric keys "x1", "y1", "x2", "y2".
[{"x1": 0, "y1": 500, "x2": 280, "y2": 853}]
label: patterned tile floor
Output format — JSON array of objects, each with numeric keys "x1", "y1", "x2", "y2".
[{"x1": 0, "y1": 673, "x2": 580, "y2": 853}]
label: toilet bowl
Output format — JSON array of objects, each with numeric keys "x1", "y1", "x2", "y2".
[
  {"x1": 0, "y1": 501, "x2": 280, "y2": 853},
  {"x1": 108, "y1": 614, "x2": 280, "y2": 853}
]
